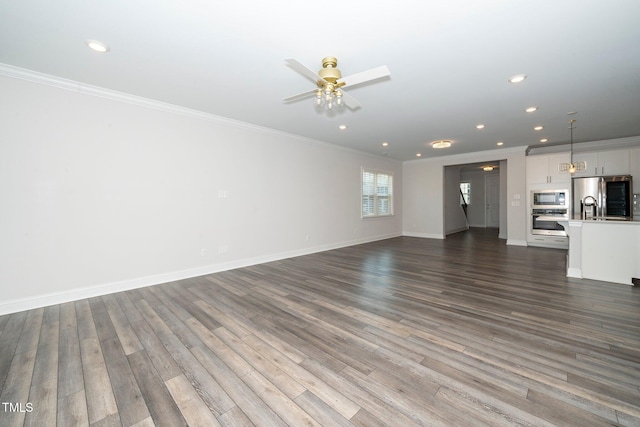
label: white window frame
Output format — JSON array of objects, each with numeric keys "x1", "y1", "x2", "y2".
[{"x1": 362, "y1": 168, "x2": 394, "y2": 218}]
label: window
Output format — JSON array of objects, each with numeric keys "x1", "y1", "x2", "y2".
[
  {"x1": 460, "y1": 182, "x2": 471, "y2": 205},
  {"x1": 362, "y1": 169, "x2": 393, "y2": 217}
]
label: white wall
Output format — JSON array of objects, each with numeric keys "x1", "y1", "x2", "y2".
[
  {"x1": 403, "y1": 148, "x2": 527, "y2": 244},
  {"x1": 499, "y1": 160, "x2": 508, "y2": 239},
  {"x1": 0, "y1": 73, "x2": 402, "y2": 314},
  {"x1": 402, "y1": 159, "x2": 444, "y2": 239}
]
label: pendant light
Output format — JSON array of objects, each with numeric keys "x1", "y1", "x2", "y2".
[
  {"x1": 559, "y1": 119, "x2": 586, "y2": 174},
  {"x1": 568, "y1": 119, "x2": 577, "y2": 174}
]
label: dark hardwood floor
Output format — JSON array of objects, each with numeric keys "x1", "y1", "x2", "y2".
[{"x1": 1, "y1": 228, "x2": 639, "y2": 426}]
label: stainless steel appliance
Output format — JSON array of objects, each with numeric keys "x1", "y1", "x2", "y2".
[
  {"x1": 531, "y1": 189, "x2": 569, "y2": 209},
  {"x1": 531, "y1": 208, "x2": 568, "y2": 236},
  {"x1": 572, "y1": 175, "x2": 633, "y2": 219}
]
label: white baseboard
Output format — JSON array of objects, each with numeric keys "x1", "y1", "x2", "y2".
[
  {"x1": 402, "y1": 231, "x2": 445, "y2": 239},
  {"x1": 567, "y1": 268, "x2": 583, "y2": 279},
  {"x1": 445, "y1": 226, "x2": 469, "y2": 235},
  {"x1": 506, "y1": 239, "x2": 528, "y2": 247},
  {"x1": 0, "y1": 232, "x2": 402, "y2": 316}
]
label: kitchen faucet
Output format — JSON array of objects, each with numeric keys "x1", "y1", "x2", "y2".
[{"x1": 582, "y1": 195, "x2": 598, "y2": 219}]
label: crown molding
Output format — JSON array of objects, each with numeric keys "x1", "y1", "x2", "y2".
[
  {"x1": 527, "y1": 135, "x2": 640, "y2": 156},
  {"x1": 0, "y1": 63, "x2": 400, "y2": 163},
  {"x1": 0, "y1": 63, "x2": 260, "y2": 127}
]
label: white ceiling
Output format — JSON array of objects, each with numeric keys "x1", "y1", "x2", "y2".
[{"x1": 1, "y1": 0, "x2": 639, "y2": 161}]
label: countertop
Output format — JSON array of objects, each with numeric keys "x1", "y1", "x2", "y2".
[
  {"x1": 567, "y1": 215, "x2": 640, "y2": 224},
  {"x1": 535, "y1": 215, "x2": 639, "y2": 224}
]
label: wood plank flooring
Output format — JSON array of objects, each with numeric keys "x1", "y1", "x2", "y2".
[{"x1": 1, "y1": 228, "x2": 639, "y2": 426}]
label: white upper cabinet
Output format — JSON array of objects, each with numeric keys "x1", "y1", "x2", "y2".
[
  {"x1": 599, "y1": 150, "x2": 631, "y2": 175},
  {"x1": 571, "y1": 149, "x2": 630, "y2": 177},
  {"x1": 527, "y1": 152, "x2": 571, "y2": 186},
  {"x1": 630, "y1": 147, "x2": 640, "y2": 181}
]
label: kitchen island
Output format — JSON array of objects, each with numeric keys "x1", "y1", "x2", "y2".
[{"x1": 565, "y1": 217, "x2": 640, "y2": 285}]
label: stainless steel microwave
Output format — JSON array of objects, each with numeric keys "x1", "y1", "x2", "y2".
[{"x1": 531, "y1": 189, "x2": 569, "y2": 209}]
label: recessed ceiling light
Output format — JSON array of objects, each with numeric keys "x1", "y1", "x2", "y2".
[
  {"x1": 497, "y1": 141, "x2": 504, "y2": 146},
  {"x1": 567, "y1": 111, "x2": 578, "y2": 115},
  {"x1": 476, "y1": 124, "x2": 485, "y2": 129},
  {"x1": 86, "y1": 39, "x2": 110, "y2": 53},
  {"x1": 534, "y1": 125, "x2": 543, "y2": 131},
  {"x1": 509, "y1": 74, "x2": 527, "y2": 83},
  {"x1": 416, "y1": 153, "x2": 422, "y2": 157},
  {"x1": 483, "y1": 166, "x2": 494, "y2": 172},
  {"x1": 432, "y1": 140, "x2": 452, "y2": 149},
  {"x1": 382, "y1": 142, "x2": 389, "y2": 147},
  {"x1": 525, "y1": 106, "x2": 538, "y2": 113},
  {"x1": 540, "y1": 138, "x2": 548, "y2": 143}
]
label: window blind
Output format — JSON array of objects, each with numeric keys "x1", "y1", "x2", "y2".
[{"x1": 362, "y1": 169, "x2": 393, "y2": 217}]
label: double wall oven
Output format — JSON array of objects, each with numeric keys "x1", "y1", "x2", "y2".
[{"x1": 531, "y1": 189, "x2": 569, "y2": 236}]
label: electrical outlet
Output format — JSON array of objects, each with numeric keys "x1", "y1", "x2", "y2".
[
  {"x1": 218, "y1": 245, "x2": 229, "y2": 254},
  {"x1": 201, "y1": 248, "x2": 207, "y2": 256}
]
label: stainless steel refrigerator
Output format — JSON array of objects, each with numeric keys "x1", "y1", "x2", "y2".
[{"x1": 572, "y1": 175, "x2": 633, "y2": 219}]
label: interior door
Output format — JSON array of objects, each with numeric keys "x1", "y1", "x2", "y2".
[{"x1": 485, "y1": 174, "x2": 500, "y2": 227}]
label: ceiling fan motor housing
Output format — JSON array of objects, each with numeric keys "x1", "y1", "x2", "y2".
[{"x1": 318, "y1": 57, "x2": 342, "y2": 83}]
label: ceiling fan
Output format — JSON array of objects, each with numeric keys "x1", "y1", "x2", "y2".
[{"x1": 284, "y1": 57, "x2": 390, "y2": 110}]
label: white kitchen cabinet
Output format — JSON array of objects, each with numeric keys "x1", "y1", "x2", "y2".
[
  {"x1": 567, "y1": 219, "x2": 640, "y2": 285},
  {"x1": 527, "y1": 234, "x2": 569, "y2": 249},
  {"x1": 598, "y1": 150, "x2": 630, "y2": 175},
  {"x1": 571, "y1": 149, "x2": 630, "y2": 177},
  {"x1": 629, "y1": 147, "x2": 640, "y2": 180},
  {"x1": 526, "y1": 152, "x2": 570, "y2": 249},
  {"x1": 526, "y1": 152, "x2": 571, "y2": 186},
  {"x1": 631, "y1": 148, "x2": 640, "y2": 219}
]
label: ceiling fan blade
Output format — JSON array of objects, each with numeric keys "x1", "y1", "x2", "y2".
[
  {"x1": 341, "y1": 91, "x2": 361, "y2": 110},
  {"x1": 337, "y1": 65, "x2": 390, "y2": 87},
  {"x1": 285, "y1": 58, "x2": 323, "y2": 84},
  {"x1": 283, "y1": 88, "x2": 317, "y2": 102}
]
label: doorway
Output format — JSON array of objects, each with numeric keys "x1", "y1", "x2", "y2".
[{"x1": 445, "y1": 160, "x2": 505, "y2": 238}]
